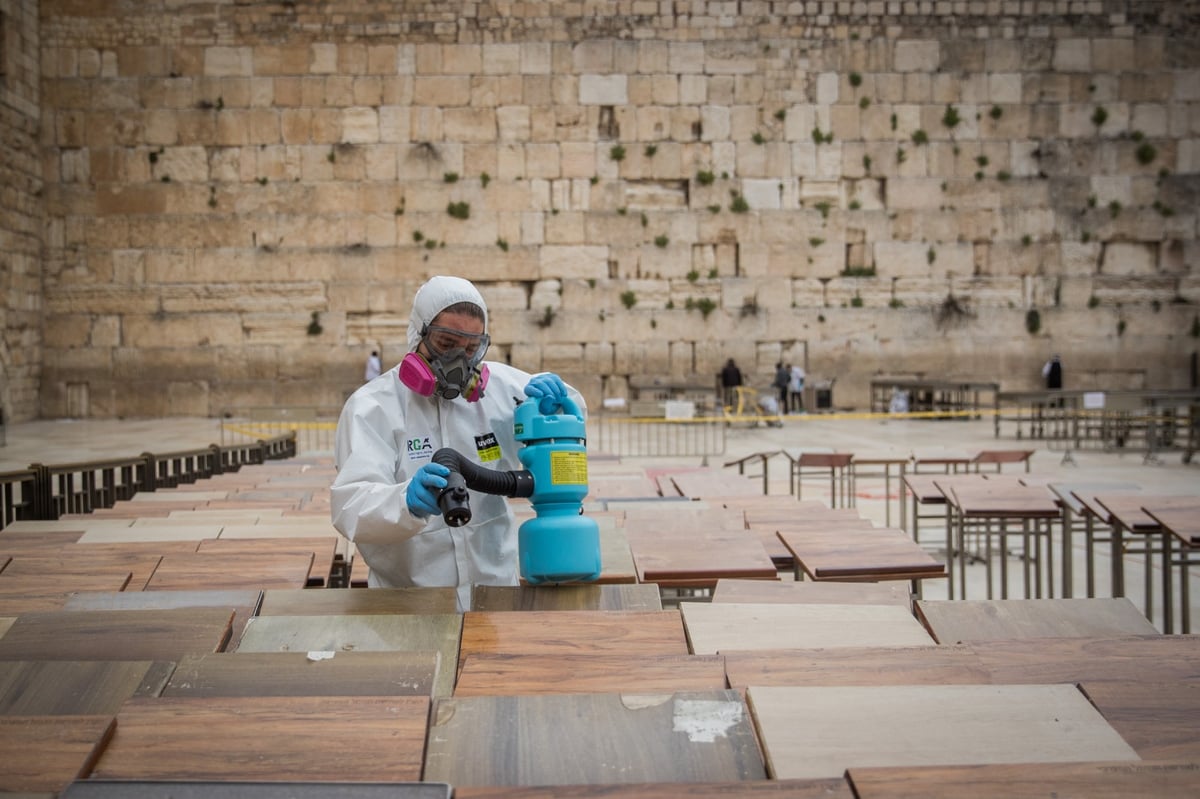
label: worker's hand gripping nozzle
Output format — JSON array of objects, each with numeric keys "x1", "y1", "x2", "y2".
[{"x1": 431, "y1": 396, "x2": 601, "y2": 584}]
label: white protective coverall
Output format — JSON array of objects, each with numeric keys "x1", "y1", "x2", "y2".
[{"x1": 330, "y1": 277, "x2": 585, "y2": 611}]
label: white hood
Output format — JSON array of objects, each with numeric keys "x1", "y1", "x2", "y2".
[{"x1": 407, "y1": 276, "x2": 489, "y2": 350}]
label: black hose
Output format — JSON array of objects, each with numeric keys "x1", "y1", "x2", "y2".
[{"x1": 432, "y1": 447, "x2": 534, "y2": 527}]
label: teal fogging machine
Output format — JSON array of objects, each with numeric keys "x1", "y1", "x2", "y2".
[{"x1": 431, "y1": 396, "x2": 602, "y2": 584}]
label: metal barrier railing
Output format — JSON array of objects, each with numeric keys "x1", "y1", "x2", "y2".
[
  {"x1": 221, "y1": 420, "x2": 336, "y2": 454},
  {"x1": 994, "y1": 390, "x2": 1200, "y2": 462},
  {"x1": 593, "y1": 415, "x2": 726, "y2": 458},
  {"x1": 0, "y1": 467, "x2": 37, "y2": 529},
  {"x1": 0, "y1": 432, "x2": 297, "y2": 531}
]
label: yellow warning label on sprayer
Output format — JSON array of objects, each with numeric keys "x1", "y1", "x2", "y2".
[{"x1": 549, "y1": 451, "x2": 588, "y2": 485}]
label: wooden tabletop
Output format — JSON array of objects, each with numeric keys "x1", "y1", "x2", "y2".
[
  {"x1": 627, "y1": 528, "x2": 779, "y2": 586},
  {"x1": 681, "y1": 602, "x2": 934, "y2": 654},
  {"x1": 777, "y1": 527, "x2": 946, "y2": 581},
  {"x1": 0, "y1": 608, "x2": 234, "y2": 662},
  {"x1": 914, "y1": 598, "x2": 1161, "y2": 644},
  {"x1": 62, "y1": 781, "x2": 453, "y2": 798},
  {"x1": 724, "y1": 644, "x2": 989, "y2": 690},
  {"x1": 258, "y1": 586, "x2": 458, "y2": 615},
  {"x1": 162, "y1": 651, "x2": 440, "y2": 698},
  {"x1": 453, "y1": 779, "x2": 854, "y2": 799},
  {"x1": 62, "y1": 588, "x2": 261, "y2": 644},
  {"x1": 424, "y1": 690, "x2": 766, "y2": 786},
  {"x1": 470, "y1": 583, "x2": 662, "y2": 611},
  {"x1": 0, "y1": 659, "x2": 172, "y2": 715},
  {"x1": 970, "y1": 634, "x2": 1200, "y2": 684},
  {"x1": 145, "y1": 551, "x2": 316, "y2": 591},
  {"x1": 460, "y1": 610, "x2": 689, "y2": 663},
  {"x1": 454, "y1": 652, "x2": 727, "y2": 696},
  {"x1": 0, "y1": 715, "x2": 116, "y2": 793},
  {"x1": 847, "y1": 760, "x2": 1200, "y2": 798},
  {"x1": 1142, "y1": 503, "x2": 1200, "y2": 546},
  {"x1": 1077, "y1": 680, "x2": 1200, "y2": 761},
  {"x1": 89, "y1": 695, "x2": 430, "y2": 782},
  {"x1": 711, "y1": 578, "x2": 911, "y2": 607},
  {"x1": 942, "y1": 482, "x2": 1060, "y2": 518},
  {"x1": 747, "y1": 684, "x2": 1138, "y2": 780},
  {"x1": 901, "y1": 474, "x2": 949, "y2": 504},
  {"x1": 233, "y1": 613, "x2": 462, "y2": 697}
]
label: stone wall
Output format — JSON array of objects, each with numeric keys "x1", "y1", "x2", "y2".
[
  {"x1": 0, "y1": 0, "x2": 41, "y2": 422},
  {"x1": 27, "y1": 1, "x2": 1200, "y2": 418}
]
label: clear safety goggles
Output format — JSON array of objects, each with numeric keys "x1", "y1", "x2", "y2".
[{"x1": 423, "y1": 324, "x2": 490, "y2": 365}]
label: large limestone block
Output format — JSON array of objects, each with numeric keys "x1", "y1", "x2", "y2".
[
  {"x1": 894, "y1": 40, "x2": 940, "y2": 72},
  {"x1": 206, "y1": 47, "x2": 253, "y2": 77},
  {"x1": 341, "y1": 107, "x2": 380, "y2": 144},
  {"x1": 1102, "y1": 242, "x2": 1158, "y2": 276},
  {"x1": 579, "y1": 74, "x2": 627, "y2": 105},
  {"x1": 539, "y1": 245, "x2": 608, "y2": 280}
]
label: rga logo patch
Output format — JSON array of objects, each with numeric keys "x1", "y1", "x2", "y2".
[
  {"x1": 406, "y1": 437, "x2": 433, "y2": 461},
  {"x1": 475, "y1": 432, "x2": 501, "y2": 462}
]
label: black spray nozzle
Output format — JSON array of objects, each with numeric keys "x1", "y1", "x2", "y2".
[{"x1": 431, "y1": 447, "x2": 534, "y2": 527}]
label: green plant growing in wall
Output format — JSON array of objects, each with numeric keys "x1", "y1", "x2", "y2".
[
  {"x1": 1091, "y1": 107, "x2": 1108, "y2": 127},
  {"x1": 976, "y1": 155, "x2": 989, "y2": 167},
  {"x1": 889, "y1": 298, "x2": 904, "y2": 308},
  {"x1": 1025, "y1": 308, "x2": 1041, "y2": 335},
  {"x1": 1117, "y1": 319, "x2": 1126, "y2": 336},
  {"x1": 496, "y1": 238, "x2": 508, "y2": 251},
  {"x1": 897, "y1": 147, "x2": 907, "y2": 164},
  {"x1": 849, "y1": 199, "x2": 861, "y2": 210},
  {"x1": 443, "y1": 172, "x2": 458, "y2": 183},
  {"x1": 809, "y1": 237, "x2": 825, "y2": 247},
  {"x1": 990, "y1": 105, "x2": 1003, "y2": 120},
  {"x1": 911, "y1": 129, "x2": 929, "y2": 145},
  {"x1": 696, "y1": 169, "x2": 715, "y2": 185},
  {"x1": 693, "y1": 297, "x2": 717, "y2": 318},
  {"x1": 859, "y1": 96, "x2": 870, "y2": 109},
  {"x1": 536, "y1": 306, "x2": 556, "y2": 328},
  {"x1": 942, "y1": 105, "x2": 961, "y2": 129},
  {"x1": 480, "y1": 172, "x2": 490, "y2": 188},
  {"x1": 814, "y1": 201, "x2": 831, "y2": 219},
  {"x1": 752, "y1": 131, "x2": 766, "y2": 144},
  {"x1": 610, "y1": 144, "x2": 626, "y2": 161},
  {"x1": 654, "y1": 235, "x2": 669, "y2": 248},
  {"x1": 850, "y1": 294, "x2": 864, "y2": 307},
  {"x1": 774, "y1": 108, "x2": 786, "y2": 121},
  {"x1": 707, "y1": 204, "x2": 722, "y2": 213},
  {"x1": 640, "y1": 213, "x2": 648, "y2": 227},
  {"x1": 413, "y1": 231, "x2": 425, "y2": 242},
  {"x1": 1109, "y1": 200, "x2": 1122, "y2": 218},
  {"x1": 997, "y1": 170, "x2": 1011, "y2": 181},
  {"x1": 644, "y1": 144, "x2": 658, "y2": 157},
  {"x1": 730, "y1": 193, "x2": 750, "y2": 213},
  {"x1": 708, "y1": 268, "x2": 718, "y2": 278},
  {"x1": 620, "y1": 290, "x2": 637, "y2": 309},
  {"x1": 1136, "y1": 142, "x2": 1158, "y2": 165},
  {"x1": 862, "y1": 154, "x2": 872, "y2": 173},
  {"x1": 1191, "y1": 315, "x2": 1200, "y2": 338},
  {"x1": 686, "y1": 269, "x2": 700, "y2": 283},
  {"x1": 890, "y1": 113, "x2": 897, "y2": 131},
  {"x1": 927, "y1": 247, "x2": 937, "y2": 265},
  {"x1": 447, "y1": 201, "x2": 470, "y2": 220},
  {"x1": 842, "y1": 265, "x2": 876, "y2": 277},
  {"x1": 811, "y1": 127, "x2": 834, "y2": 145},
  {"x1": 849, "y1": 72, "x2": 862, "y2": 87},
  {"x1": 1021, "y1": 234, "x2": 1032, "y2": 247},
  {"x1": 307, "y1": 311, "x2": 323, "y2": 336}
]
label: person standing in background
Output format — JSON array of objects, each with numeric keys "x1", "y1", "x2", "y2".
[
  {"x1": 789, "y1": 363, "x2": 806, "y2": 414},
  {"x1": 719, "y1": 358, "x2": 743, "y2": 410},
  {"x1": 364, "y1": 350, "x2": 382, "y2": 382},
  {"x1": 1042, "y1": 354, "x2": 1063, "y2": 390},
  {"x1": 774, "y1": 362, "x2": 791, "y2": 412}
]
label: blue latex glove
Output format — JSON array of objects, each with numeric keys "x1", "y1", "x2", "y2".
[
  {"x1": 406, "y1": 462, "x2": 450, "y2": 517},
  {"x1": 524, "y1": 373, "x2": 568, "y2": 414}
]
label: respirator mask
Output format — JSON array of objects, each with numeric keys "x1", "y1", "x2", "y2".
[{"x1": 399, "y1": 324, "x2": 491, "y2": 401}]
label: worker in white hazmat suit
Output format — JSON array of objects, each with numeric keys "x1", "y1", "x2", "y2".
[{"x1": 330, "y1": 276, "x2": 585, "y2": 611}]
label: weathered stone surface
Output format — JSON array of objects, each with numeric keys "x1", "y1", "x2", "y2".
[{"x1": 3, "y1": 3, "x2": 1196, "y2": 422}]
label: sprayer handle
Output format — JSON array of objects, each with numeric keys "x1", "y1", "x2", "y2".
[{"x1": 557, "y1": 395, "x2": 583, "y2": 420}]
